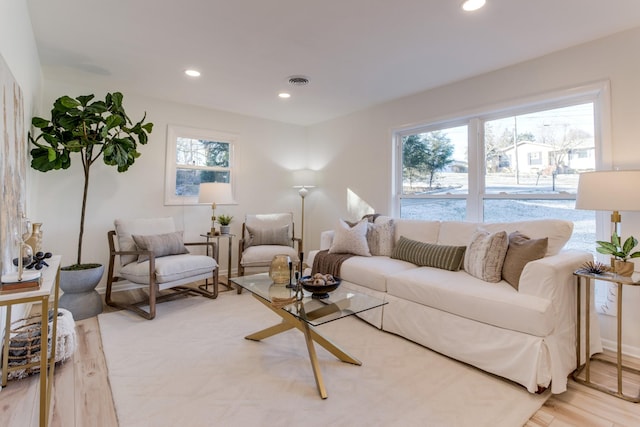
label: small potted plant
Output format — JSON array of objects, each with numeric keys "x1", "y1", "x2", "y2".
[
  {"x1": 596, "y1": 232, "x2": 640, "y2": 277},
  {"x1": 218, "y1": 214, "x2": 233, "y2": 235}
]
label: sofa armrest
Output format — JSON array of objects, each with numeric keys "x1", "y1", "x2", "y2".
[
  {"x1": 519, "y1": 250, "x2": 593, "y2": 326},
  {"x1": 320, "y1": 230, "x2": 335, "y2": 250},
  {"x1": 519, "y1": 250, "x2": 592, "y2": 298}
]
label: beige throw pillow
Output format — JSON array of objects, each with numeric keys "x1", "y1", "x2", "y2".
[
  {"x1": 329, "y1": 219, "x2": 371, "y2": 256},
  {"x1": 464, "y1": 230, "x2": 509, "y2": 282},
  {"x1": 132, "y1": 231, "x2": 189, "y2": 263},
  {"x1": 502, "y1": 231, "x2": 548, "y2": 290},
  {"x1": 245, "y1": 225, "x2": 290, "y2": 247},
  {"x1": 368, "y1": 217, "x2": 395, "y2": 256}
]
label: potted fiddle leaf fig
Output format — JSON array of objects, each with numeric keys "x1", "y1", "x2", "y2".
[
  {"x1": 28, "y1": 92, "x2": 153, "y2": 319},
  {"x1": 596, "y1": 232, "x2": 640, "y2": 277}
]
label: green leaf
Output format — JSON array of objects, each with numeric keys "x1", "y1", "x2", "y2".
[
  {"x1": 630, "y1": 252, "x2": 640, "y2": 259},
  {"x1": 611, "y1": 232, "x2": 621, "y2": 248},
  {"x1": 31, "y1": 117, "x2": 50, "y2": 128},
  {"x1": 622, "y1": 236, "x2": 638, "y2": 255},
  {"x1": 76, "y1": 94, "x2": 95, "y2": 106},
  {"x1": 56, "y1": 96, "x2": 81, "y2": 110},
  {"x1": 105, "y1": 114, "x2": 124, "y2": 129}
]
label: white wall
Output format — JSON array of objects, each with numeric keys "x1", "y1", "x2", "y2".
[
  {"x1": 0, "y1": 0, "x2": 42, "y2": 343},
  {"x1": 31, "y1": 80, "x2": 307, "y2": 281},
  {"x1": 306, "y1": 26, "x2": 640, "y2": 354}
]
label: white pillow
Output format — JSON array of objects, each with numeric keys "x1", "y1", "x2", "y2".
[{"x1": 329, "y1": 219, "x2": 371, "y2": 257}]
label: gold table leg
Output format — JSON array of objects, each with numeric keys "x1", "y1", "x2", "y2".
[{"x1": 245, "y1": 294, "x2": 361, "y2": 398}]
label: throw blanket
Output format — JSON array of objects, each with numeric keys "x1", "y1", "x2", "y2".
[{"x1": 311, "y1": 250, "x2": 353, "y2": 278}]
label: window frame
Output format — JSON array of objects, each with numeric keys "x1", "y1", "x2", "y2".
[
  {"x1": 393, "y1": 81, "x2": 612, "y2": 226},
  {"x1": 164, "y1": 125, "x2": 237, "y2": 206}
]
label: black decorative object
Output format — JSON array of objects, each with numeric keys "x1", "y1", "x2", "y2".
[{"x1": 13, "y1": 251, "x2": 52, "y2": 270}]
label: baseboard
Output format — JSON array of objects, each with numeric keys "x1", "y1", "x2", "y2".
[{"x1": 601, "y1": 338, "x2": 640, "y2": 359}]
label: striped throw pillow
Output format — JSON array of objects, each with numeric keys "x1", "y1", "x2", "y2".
[{"x1": 391, "y1": 236, "x2": 466, "y2": 271}]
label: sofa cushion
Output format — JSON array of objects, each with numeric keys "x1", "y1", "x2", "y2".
[
  {"x1": 392, "y1": 236, "x2": 466, "y2": 271},
  {"x1": 437, "y1": 221, "x2": 479, "y2": 246},
  {"x1": 393, "y1": 219, "x2": 440, "y2": 244},
  {"x1": 132, "y1": 231, "x2": 189, "y2": 263},
  {"x1": 481, "y1": 219, "x2": 572, "y2": 256},
  {"x1": 386, "y1": 267, "x2": 555, "y2": 336},
  {"x1": 329, "y1": 219, "x2": 371, "y2": 256},
  {"x1": 502, "y1": 232, "x2": 548, "y2": 290},
  {"x1": 464, "y1": 230, "x2": 509, "y2": 282},
  {"x1": 340, "y1": 256, "x2": 417, "y2": 292}
]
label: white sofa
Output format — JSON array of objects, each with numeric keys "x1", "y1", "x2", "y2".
[{"x1": 307, "y1": 218, "x2": 602, "y2": 394}]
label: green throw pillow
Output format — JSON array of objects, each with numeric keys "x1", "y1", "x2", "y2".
[{"x1": 391, "y1": 236, "x2": 466, "y2": 271}]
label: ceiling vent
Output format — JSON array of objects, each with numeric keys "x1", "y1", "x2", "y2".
[{"x1": 288, "y1": 75, "x2": 310, "y2": 86}]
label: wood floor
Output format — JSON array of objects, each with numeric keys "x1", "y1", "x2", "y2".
[{"x1": 2, "y1": 285, "x2": 640, "y2": 426}]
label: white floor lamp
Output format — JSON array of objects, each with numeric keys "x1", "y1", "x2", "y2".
[{"x1": 292, "y1": 169, "x2": 317, "y2": 254}]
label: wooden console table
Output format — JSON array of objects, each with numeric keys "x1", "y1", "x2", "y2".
[
  {"x1": 573, "y1": 269, "x2": 640, "y2": 402},
  {"x1": 1, "y1": 255, "x2": 62, "y2": 426}
]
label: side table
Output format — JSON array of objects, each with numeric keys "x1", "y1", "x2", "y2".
[
  {"x1": 1, "y1": 255, "x2": 62, "y2": 426},
  {"x1": 573, "y1": 269, "x2": 640, "y2": 402},
  {"x1": 201, "y1": 233, "x2": 234, "y2": 291}
]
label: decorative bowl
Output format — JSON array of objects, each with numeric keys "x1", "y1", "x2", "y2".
[{"x1": 300, "y1": 275, "x2": 341, "y2": 299}]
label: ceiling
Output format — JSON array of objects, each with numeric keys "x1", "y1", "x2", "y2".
[{"x1": 26, "y1": 0, "x2": 640, "y2": 126}]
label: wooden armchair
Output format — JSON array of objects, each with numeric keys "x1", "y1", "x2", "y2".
[
  {"x1": 237, "y1": 213, "x2": 301, "y2": 291},
  {"x1": 106, "y1": 217, "x2": 219, "y2": 319}
]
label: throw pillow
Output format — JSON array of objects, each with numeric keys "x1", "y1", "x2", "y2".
[
  {"x1": 245, "y1": 225, "x2": 290, "y2": 247},
  {"x1": 367, "y1": 218, "x2": 395, "y2": 256},
  {"x1": 329, "y1": 219, "x2": 371, "y2": 256},
  {"x1": 132, "y1": 231, "x2": 189, "y2": 263},
  {"x1": 502, "y1": 231, "x2": 548, "y2": 290},
  {"x1": 391, "y1": 236, "x2": 466, "y2": 271},
  {"x1": 464, "y1": 230, "x2": 509, "y2": 282}
]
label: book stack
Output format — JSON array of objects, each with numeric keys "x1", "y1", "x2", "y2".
[{"x1": 1, "y1": 271, "x2": 42, "y2": 294}]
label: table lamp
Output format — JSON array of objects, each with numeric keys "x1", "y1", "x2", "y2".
[
  {"x1": 575, "y1": 170, "x2": 640, "y2": 238},
  {"x1": 198, "y1": 182, "x2": 233, "y2": 235}
]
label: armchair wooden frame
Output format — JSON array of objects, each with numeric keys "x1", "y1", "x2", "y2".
[
  {"x1": 106, "y1": 230, "x2": 219, "y2": 319},
  {"x1": 236, "y1": 221, "x2": 302, "y2": 293}
]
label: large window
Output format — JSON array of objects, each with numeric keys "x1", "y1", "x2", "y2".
[
  {"x1": 395, "y1": 83, "x2": 610, "y2": 252},
  {"x1": 165, "y1": 125, "x2": 236, "y2": 205}
]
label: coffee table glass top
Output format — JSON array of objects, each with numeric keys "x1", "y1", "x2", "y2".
[{"x1": 231, "y1": 273, "x2": 387, "y2": 326}]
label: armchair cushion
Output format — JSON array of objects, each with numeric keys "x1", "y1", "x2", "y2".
[
  {"x1": 241, "y1": 245, "x2": 299, "y2": 268},
  {"x1": 245, "y1": 225, "x2": 290, "y2": 248},
  {"x1": 115, "y1": 217, "x2": 177, "y2": 266},
  {"x1": 120, "y1": 254, "x2": 216, "y2": 285},
  {"x1": 132, "y1": 231, "x2": 189, "y2": 263}
]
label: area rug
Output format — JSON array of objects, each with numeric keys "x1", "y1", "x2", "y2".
[{"x1": 98, "y1": 292, "x2": 548, "y2": 427}]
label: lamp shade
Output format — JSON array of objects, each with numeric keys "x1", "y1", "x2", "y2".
[
  {"x1": 198, "y1": 182, "x2": 233, "y2": 205},
  {"x1": 292, "y1": 169, "x2": 317, "y2": 189},
  {"x1": 575, "y1": 170, "x2": 640, "y2": 212}
]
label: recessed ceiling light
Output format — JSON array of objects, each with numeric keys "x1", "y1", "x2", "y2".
[
  {"x1": 185, "y1": 69, "x2": 201, "y2": 77},
  {"x1": 462, "y1": 0, "x2": 486, "y2": 11},
  {"x1": 278, "y1": 92, "x2": 291, "y2": 99}
]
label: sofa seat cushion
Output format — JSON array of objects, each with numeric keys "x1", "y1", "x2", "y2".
[
  {"x1": 120, "y1": 254, "x2": 217, "y2": 285},
  {"x1": 386, "y1": 267, "x2": 555, "y2": 336},
  {"x1": 340, "y1": 256, "x2": 417, "y2": 292}
]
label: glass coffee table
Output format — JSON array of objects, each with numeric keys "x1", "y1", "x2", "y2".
[{"x1": 230, "y1": 273, "x2": 387, "y2": 399}]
